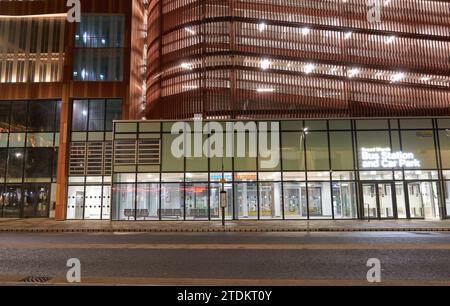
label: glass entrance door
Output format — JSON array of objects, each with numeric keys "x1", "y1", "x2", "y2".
[
  {"x1": 407, "y1": 182, "x2": 440, "y2": 219},
  {"x1": 3, "y1": 185, "x2": 22, "y2": 218},
  {"x1": 361, "y1": 182, "x2": 395, "y2": 219},
  {"x1": 23, "y1": 184, "x2": 50, "y2": 218}
]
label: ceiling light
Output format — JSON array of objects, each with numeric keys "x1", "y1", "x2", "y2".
[
  {"x1": 260, "y1": 59, "x2": 271, "y2": 70},
  {"x1": 385, "y1": 36, "x2": 396, "y2": 44},
  {"x1": 348, "y1": 68, "x2": 359, "y2": 78},
  {"x1": 391, "y1": 72, "x2": 405, "y2": 82},
  {"x1": 256, "y1": 88, "x2": 275, "y2": 93},
  {"x1": 184, "y1": 27, "x2": 196, "y2": 35},
  {"x1": 304, "y1": 63, "x2": 315, "y2": 74},
  {"x1": 258, "y1": 23, "x2": 266, "y2": 32},
  {"x1": 301, "y1": 27, "x2": 310, "y2": 36}
]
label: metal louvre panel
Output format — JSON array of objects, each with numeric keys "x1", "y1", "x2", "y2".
[
  {"x1": 104, "y1": 141, "x2": 113, "y2": 176},
  {"x1": 69, "y1": 142, "x2": 86, "y2": 176},
  {"x1": 113, "y1": 140, "x2": 137, "y2": 165},
  {"x1": 138, "y1": 140, "x2": 161, "y2": 165},
  {"x1": 86, "y1": 142, "x2": 104, "y2": 176}
]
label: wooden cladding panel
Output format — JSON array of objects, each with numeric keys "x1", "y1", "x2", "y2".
[{"x1": 147, "y1": 0, "x2": 450, "y2": 119}]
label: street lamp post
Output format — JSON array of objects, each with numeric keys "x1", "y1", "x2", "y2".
[{"x1": 220, "y1": 156, "x2": 227, "y2": 227}]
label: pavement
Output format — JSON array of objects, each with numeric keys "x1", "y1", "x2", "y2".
[
  {"x1": 1, "y1": 231, "x2": 450, "y2": 285},
  {"x1": 1, "y1": 218, "x2": 450, "y2": 232}
]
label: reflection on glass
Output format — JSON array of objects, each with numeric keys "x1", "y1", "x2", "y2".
[
  {"x1": 84, "y1": 185, "x2": 102, "y2": 220},
  {"x1": 332, "y1": 182, "x2": 357, "y2": 219},
  {"x1": 444, "y1": 181, "x2": 450, "y2": 218},
  {"x1": 396, "y1": 183, "x2": 407, "y2": 219},
  {"x1": 23, "y1": 185, "x2": 50, "y2": 218},
  {"x1": 160, "y1": 183, "x2": 184, "y2": 220},
  {"x1": 283, "y1": 182, "x2": 307, "y2": 219},
  {"x1": 102, "y1": 186, "x2": 111, "y2": 220},
  {"x1": 259, "y1": 182, "x2": 282, "y2": 219},
  {"x1": 407, "y1": 182, "x2": 440, "y2": 219},
  {"x1": 112, "y1": 184, "x2": 135, "y2": 220},
  {"x1": 235, "y1": 182, "x2": 258, "y2": 219},
  {"x1": 378, "y1": 183, "x2": 394, "y2": 218},
  {"x1": 210, "y1": 183, "x2": 233, "y2": 220},
  {"x1": 137, "y1": 183, "x2": 159, "y2": 220},
  {"x1": 67, "y1": 186, "x2": 84, "y2": 220},
  {"x1": 3, "y1": 185, "x2": 21, "y2": 218},
  {"x1": 185, "y1": 183, "x2": 208, "y2": 220},
  {"x1": 308, "y1": 182, "x2": 332, "y2": 219},
  {"x1": 362, "y1": 184, "x2": 378, "y2": 218}
]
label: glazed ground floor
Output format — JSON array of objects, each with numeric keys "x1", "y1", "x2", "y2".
[{"x1": 65, "y1": 172, "x2": 447, "y2": 221}]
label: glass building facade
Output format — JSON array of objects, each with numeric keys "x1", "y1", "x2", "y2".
[
  {"x1": 0, "y1": 100, "x2": 61, "y2": 218},
  {"x1": 108, "y1": 118, "x2": 450, "y2": 221}
]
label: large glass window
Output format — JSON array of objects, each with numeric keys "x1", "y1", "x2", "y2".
[
  {"x1": 234, "y1": 173, "x2": 258, "y2": 219},
  {"x1": 73, "y1": 15, "x2": 125, "y2": 81},
  {"x1": 88, "y1": 100, "x2": 106, "y2": 131},
  {"x1": 24, "y1": 148, "x2": 53, "y2": 182},
  {"x1": 281, "y1": 132, "x2": 305, "y2": 170},
  {"x1": 160, "y1": 183, "x2": 184, "y2": 220},
  {"x1": 161, "y1": 134, "x2": 184, "y2": 171},
  {"x1": 136, "y1": 183, "x2": 159, "y2": 220},
  {"x1": 0, "y1": 101, "x2": 10, "y2": 132},
  {"x1": 105, "y1": 100, "x2": 123, "y2": 131},
  {"x1": 72, "y1": 100, "x2": 89, "y2": 131},
  {"x1": 84, "y1": 185, "x2": 103, "y2": 220},
  {"x1": 10, "y1": 101, "x2": 27, "y2": 132},
  {"x1": 330, "y1": 132, "x2": 354, "y2": 170},
  {"x1": 439, "y1": 130, "x2": 450, "y2": 169},
  {"x1": 306, "y1": 132, "x2": 329, "y2": 170},
  {"x1": 332, "y1": 182, "x2": 357, "y2": 219},
  {"x1": 72, "y1": 99, "x2": 122, "y2": 132},
  {"x1": 401, "y1": 131, "x2": 437, "y2": 169},
  {"x1": 308, "y1": 182, "x2": 332, "y2": 219},
  {"x1": 112, "y1": 184, "x2": 136, "y2": 220},
  {"x1": 27, "y1": 101, "x2": 56, "y2": 132},
  {"x1": 7, "y1": 149, "x2": 24, "y2": 183},
  {"x1": 210, "y1": 183, "x2": 233, "y2": 220},
  {"x1": 186, "y1": 183, "x2": 209, "y2": 220},
  {"x1": 283, "y1": 181, "x2": 307, "y2": 219},
  {"x1": 0, "y1": 149, "x2": 6, "y2": 183},
  {"x1": 67, "y1": 185, "x2": 85, "y2": 220},
  {"x1": 357, "y1": 131, "x2": 390, "y2": 169}
]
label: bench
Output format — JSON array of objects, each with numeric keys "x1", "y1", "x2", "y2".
[{"x1": 124, "y1": 209, "x2": 150, "y2": 220}]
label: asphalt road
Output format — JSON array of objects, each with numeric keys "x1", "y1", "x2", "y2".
[{"x1": 0, "y1": 231, "x2": 450, "y2": 285}]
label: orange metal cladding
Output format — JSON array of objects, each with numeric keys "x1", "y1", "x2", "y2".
[{"x1": 146, "y1": 0, "x2": 450, "y2": 119}]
